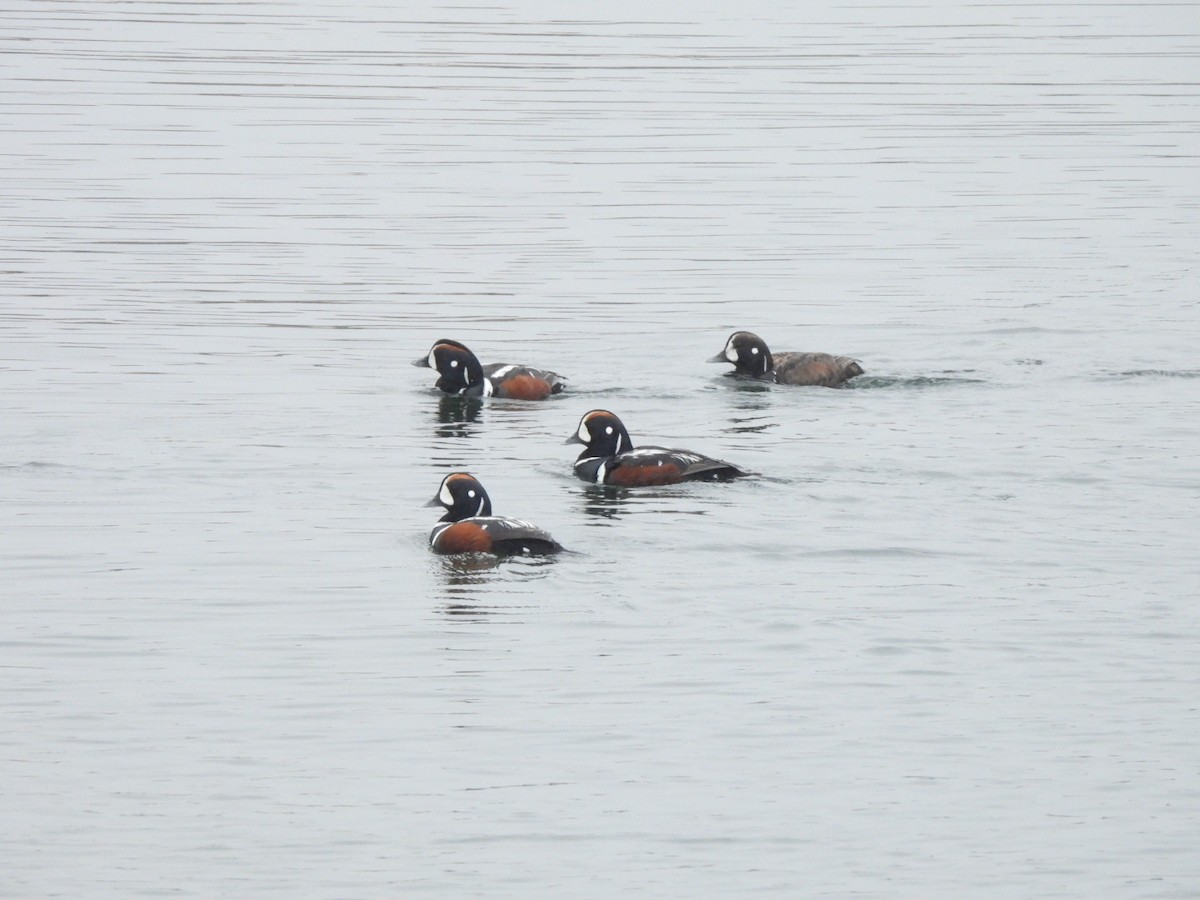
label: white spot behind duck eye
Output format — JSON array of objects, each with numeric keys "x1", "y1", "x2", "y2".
[
  {"x1": 605, "y1": 426, "x2": 613, "y2": 435},
  {"x1": 467, "y1": 489, "x2": 475, "y2": 498},
  {"x1": 751, "y1": 347, "x2": 759, "y2": 355},
  {"x1": 450, "y1": 359, "x2": 459, "y2": 368}
]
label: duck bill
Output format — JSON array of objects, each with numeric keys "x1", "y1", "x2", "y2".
[
  {"x1": 564, "y1": 434, "x2": 583, "y2": 446},
  {"x1": 412, "y1": 356, "x2": 431, "y2": 368},
  {"x1": 706, "y1": 352, "x2": 729, "y2": 363},
  {"x1": 423, "y1": 496, "x2": 442, "y2": 507}
]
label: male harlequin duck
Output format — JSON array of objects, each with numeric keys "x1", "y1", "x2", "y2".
[
  {"x1": 413, "y1": 339, "x2": 566, "y2": 400},
  {"x1": 426, "y1": 472, "x2": 564, "y2": 556},
  {"x1": 708, "y1": 330, "x2": 864, "y2": 387},
  {"x1": 566, "y1": 409, "x2": 749, "y2": 486}
]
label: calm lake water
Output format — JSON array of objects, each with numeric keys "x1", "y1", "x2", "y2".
[{"x1": 4, "y1": 1, "x2": 1199, "y2": 896}]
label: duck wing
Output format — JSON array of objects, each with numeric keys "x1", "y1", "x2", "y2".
[
  {"x1": 483, "y1": 363, "x2": 567, "y2": 399},
  {"x1": 772, "y1": 351, "x2": 864, "y2": 387},
  {"x1": 604, "y1": 447, "x2": 748, "y2": 486},
  {"x1": 432, "y1": 516, "x2": 562, "y2": 556}
]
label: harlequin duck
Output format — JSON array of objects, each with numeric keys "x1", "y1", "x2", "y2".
[
  {"x1": 414, "y1": 339, "x2": 566, "y2": 400},
  {"x1": 566, "y1": 409, "x2": 749, "y2": 486},
  {"x1": 426, "y1": 472, "x2": 564, "y2": 556},
  {"x1": 708, "y1": 330, "x2": 864, "y2": 387}
]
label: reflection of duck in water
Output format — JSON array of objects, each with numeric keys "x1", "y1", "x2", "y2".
[
  {"x1": 577, "y1": 484, "x2": 689, "y2": 522},
  {"x1": 709, "y1": 331, "x2": 863, "y2": 387},
  {"x1": 434, "y1": 394, "x2": 483, "y2": 439},
  {"x1": 426, "y1": 472, "x2": 564, "y2": 556},
  {"x1": 578, "y1": 485, "x2": 627, "y2": 521},
  {"x1": 566, "y1": 410, "x2": 749, "y2": 486},
  {"x1": 414, "y1": 339, "x2": 566, "y2": 400}
]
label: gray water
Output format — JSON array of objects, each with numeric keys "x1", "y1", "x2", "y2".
[{"x1": 4, "y1": 1, "x2": 1199, "y2": 896}]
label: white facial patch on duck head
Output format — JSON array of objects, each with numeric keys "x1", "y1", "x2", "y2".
[
  {"x1": 469, "y1": 490, "x2": 488, "y2": 517},
  {"x1": 438, "y1": 479, "x2": 455, "y2": 506},
  {"x1": 725, "y1": 344, "x2": 739, "y2": 363},
  {"x1": 577, "y1": 418, "x2": 593, "y2": 443}
]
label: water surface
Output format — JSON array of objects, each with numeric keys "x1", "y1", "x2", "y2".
[{"x1": 3, "y1": 1, "x2": 1199, "y2": 896}]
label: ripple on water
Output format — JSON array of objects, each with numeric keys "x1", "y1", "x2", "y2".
[
  {"x1": 845, "y1": 374, "x2": 988, "y2": 390},
  {"x1": 7, "y1": 2, "x2": 1200, "y2": 897},
  {"x1": 1102, "y1": 369, "x2": 1200, "y2": 380}
]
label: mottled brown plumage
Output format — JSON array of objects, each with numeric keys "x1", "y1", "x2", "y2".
[{"x1": 709, "y1": 331, "x2": 863, "y2": 387}]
